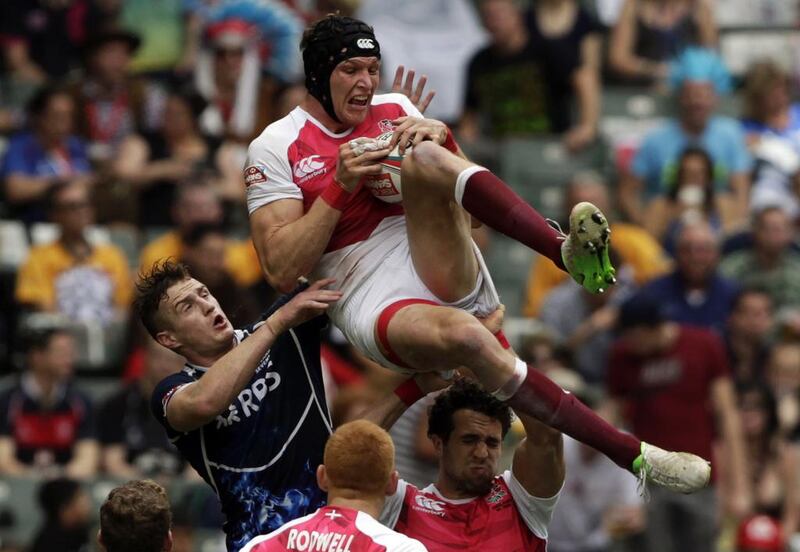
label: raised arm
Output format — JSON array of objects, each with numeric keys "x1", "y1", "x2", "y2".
[
  {"x1": 165, "y1": 280, "x2": 342, "y2": 432},
  {"x1": 511, "y1": 411, "x2": 565, "y2": 498}
]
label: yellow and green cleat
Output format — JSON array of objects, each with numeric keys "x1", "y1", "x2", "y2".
[{"x1": 561, "y1": 201, "x2": 616, "y2": 294}]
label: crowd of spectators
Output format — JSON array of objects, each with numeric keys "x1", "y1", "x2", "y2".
[{"x1": 1, "y1": 0, "x2": 800, "y2": 551}]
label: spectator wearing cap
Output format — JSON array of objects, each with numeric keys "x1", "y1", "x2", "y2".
[
  {"x1": 721, "y1": 206, "x2": 800, "y2": 310},
  {"x1": 112, "y1": 86, "x2": 244, "y2": 228},
  {"x1": 523, "y1": 171, "x2": 670, "y2": 317},
  {"x1": 138, "y1": 181, "x2": 263, "y2": 290},
  {"x1": 1, "y1": 85, "x2": 94, "y2": 225},
  {"x1": 606, "y1": 295, "x2": 750, "y2": 552},
  {"x1": 736, "y1": 515, "x2": 784, "y2": 552},
  {"x1": 0, "y1": 329, "x2": 99, "y2": 479},
  {"x1": 192, "y1": 19, "x2": 276, "y2": 143},
  {"x1": 66, "y1": 27, "x2": 156, "y2": 166},
  {"x1": 15, "y1": 180, "x2": 132, "y2": 326},
  {"x1": 634, "y1": 220, "x2": 739, "y2": 334},
  {"x1": 619, "y1": 48, "x2": 752, "y2": 226},
  {"x1": 30, "y1": 478, "x2": 92, "y2": 552}
]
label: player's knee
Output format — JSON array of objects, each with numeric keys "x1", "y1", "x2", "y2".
[
  {"x1": 402, "y1": 141, "x2": 448, "y2": 187},
  {"x1": 439, "y1": 317, "x2": 491, "y2": 359}
]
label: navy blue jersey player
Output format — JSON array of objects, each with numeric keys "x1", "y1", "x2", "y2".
[{"x1": 136, "y1": 261, "x2": 342, "y2": 551}]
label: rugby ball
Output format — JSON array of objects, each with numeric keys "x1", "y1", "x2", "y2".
[{"x1": 364, "y1": 131, "x2": 407, "y2": 204}]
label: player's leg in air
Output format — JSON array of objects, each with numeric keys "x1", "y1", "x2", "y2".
[{"x1": 375, "y1": 139, "x2": 710, "y2": 493}]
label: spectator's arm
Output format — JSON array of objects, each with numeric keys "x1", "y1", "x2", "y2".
[
  {"x1": 457, "y1": 109, "x2": 481, "y2": 143},
  {"x1": 780, "y1": 441, "x2": 799, "y2": 536},
  {"x1": 214, "y1": 142, "x2": 247, "y2": 203},
  {"x1": 2, "y1": 40, "x2": 47, "y2": 84},
  {"x1": 15, "y1": 251, "x2": 55, "y2": 310},
  {"x1": 565, "y1": 33, "x2": 601, "y2": 152},
  {"x1": 113, "y1": 135, "x2": 190, "y2": 188},
  {"x1": 618, "y1": 171, "x2": 645, "y2": 225},
  {"x1": 0, "y1": 437, "x2": 32, "y2": 476},
  {"x1": 711, "y1": 376, "x2": 752, "y2": 518},
  {"x1": 511, "y1": 412, "x2": 565, "y2": 498},
  {"x1": 101, "y1": 445, "x2": 139, "y2": 479},
  {"x1": 694, "y1": 0, "x2": 718, "y2": 47},
  {"x1": 64, "y1": 439, "x2": 100, "y2": 479},
  {"x1": 608, "y1": 0, "x2": 668, "y2": 81},
  {"x1": 728, "y1": 171, "x2": 751, "y2": 225},
  {"x1": 4, "y1": 172, "x2": 59, "y2": 204}
]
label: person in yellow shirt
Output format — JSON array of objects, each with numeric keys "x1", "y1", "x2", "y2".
[
  {"x1": 523, "y1": 172, "x2": 671, "y2": 317},
  {"x1": 138, "y1": 181, "x2": 262, "y2": 287},
  {"x1": 16, "y1": 181, "x2": 132, "y2": 324}
]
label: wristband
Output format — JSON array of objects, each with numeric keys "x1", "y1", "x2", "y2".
[
  {"x1": 394, "y1": 378, "x2": 424, "y2": 407},
  {"x1": 320, "y1": 180, "x2": 352, "y2": 210},
  {"x1": 442, "y1": 127, "x2": 458, "y2": 154}
]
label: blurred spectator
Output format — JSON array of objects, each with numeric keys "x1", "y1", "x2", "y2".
[
  {"x1": 608, "y1": 0, "x2": 717, "y2": 85},
  {"x1": 138, "y1": 181, "x2": 263, "y2": 290},
  {"x1": 66, "y1": 28, "x2": 152, "y2": 164},
  {"x1": 726, "y1": 288, "x2": 774, "y2": 385},
  {"x1": 98, "y1": 480, "x2": 174, "y2": 552},
  {"x1": 0, "y1": 0, "x2": 84, "y2": 81},
  {"x1": 736, "y1": 515, "x2": 784, "y2": 552},
  {"x1": 15, "y1": 181, "x2": 132, "y2": 326},
  {"x1": 721, "y1": 206, "x2": 800, "y2": 310},
  {"x1": 644, "y1": 146, "x2": 730, "y2": 255},
  {"x1": 619, "y1": 48, "x2": 751, "y2": 226},
  {"x1": 742, "y1": 61, "x2": 800, "y2": 153},
  {"x1": 526, "y1": 0, "x2": 603, "y2": 151},
  {"x1": 635, "y1": 221, "x2": 739, "y2": 334},
  {"x1": 99, "y1": 339, "x2": 186, "y2": 479},
  {"x1": 192, "y1": 19, "x2": 274, "y2": 143},
  {"x1": 722, "y1": 383, "x2": 799, "y2": 536},
  {"x1": 523, "y1": 171, "x2": 670, "y2": 316},
  {"x1": 607, "y1": 295, "x2": 750, "y2": 550},
  {"x1": 120, "y1": 0, "x2": 186, "y2": 73},
  {"x1": 547, "y1": 372, "x2": 644, "y2": 552},
  {"x1": 358, "y1": 0, "x2": 487, "y2": 123},
  {"x1": 460, "y1": 0, "x2": 553, "y2": 141},
  {"x1": 765, "y1": 342, "x2": 800, "y2": 436},
  {"x1": 113, "y1": 87, "x2": 244, "y2": 228},
  {"x1": 1, "y1": 86, "x2": 94, "y2": 225},
  {"x1": 30, "y1": 478, "x2": 91, "y2": 552},
  {"x1": 539, "y1": 250, "x2": 634, "y2": 384},
  {"x1": 0, "y1": 328, "x2": 99, "y2": 478},
  {"x1": 180, "y1": 223, "x2": 261, "y2": 327}
]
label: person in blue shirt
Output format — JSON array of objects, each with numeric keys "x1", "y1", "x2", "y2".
[
  {"x1": 619, "y1": 48, "x2": 751, "y2": 227},
  {"x1": 0, "y1": 85, "x2": 93, "y2": 224},
  {"x1": 139, "y1": 261, "x2": 341, "y2": 551}
]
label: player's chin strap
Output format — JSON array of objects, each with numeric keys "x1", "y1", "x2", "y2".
[{"x1": 302, "y1": 16, "x2": 381, "y2": 123}]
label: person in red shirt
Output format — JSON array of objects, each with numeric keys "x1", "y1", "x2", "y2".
[
  {"x1": 377, "y1": 378, "x2": 564, "y2": 552},
  {"x1": 607, "y1": 295, "x2": 751, "y2": 552},
  {"x1": 241, "y1": 420, "x2": 427, "y2": 552}
]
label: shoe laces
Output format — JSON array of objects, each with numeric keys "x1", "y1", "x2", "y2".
[{"x1": 546, "y1": 218, "x2": 566, "y2": 240}]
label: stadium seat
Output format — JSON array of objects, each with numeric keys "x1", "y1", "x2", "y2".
[
  {"x1": 720, "y1": 29, "x2": 800, "y2": 77},
  {"x1": 108, "y1": 225, "x2": 142, "y2": 271},
  {"x1": 29, "y1": 223, "x2": 111, "y2": 246},
  {"x1": 0, "y1": 221, "x2": 29, "y2": 270}
]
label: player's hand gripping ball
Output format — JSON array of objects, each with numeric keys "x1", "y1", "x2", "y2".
[{"x1": 356, "y1": 132, "x2": 407, "y2": 204}]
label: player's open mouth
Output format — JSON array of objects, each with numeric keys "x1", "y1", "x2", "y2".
[
  {"x1": 348, "y1": 95, "x2": 369, "y2": 107},
  {"x1": 213, "y1": 314, "x2": 227, "y2": 329}
]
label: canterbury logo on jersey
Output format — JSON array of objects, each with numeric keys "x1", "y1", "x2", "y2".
[
  {"x1": 293, "y1": 155, "x2": 327, "y2": 182},
  {"x1": 413, "y1": 495, "x2": 446, "y2": 516},
  {"x1": 356, "y1": 38, "x2": 374, "y2": 49}
]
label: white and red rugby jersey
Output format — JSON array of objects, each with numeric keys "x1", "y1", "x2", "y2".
[
  {"x1": 241, "y1": 505, "x2": 428, "y2": 552},
  {"x1": 245, "y1": 93, "x2": 423, "y2": 300},
  {"x1": 380, "y1": 471, "x2": 560, "y2": 552}
]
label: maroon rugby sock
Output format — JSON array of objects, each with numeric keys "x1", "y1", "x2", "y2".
[
  {"x1": 505, "y1": 363, "x2": 641, "y2": 470},
  {"x1": 456, "y1": 167, "x2": 565, "y2": 270}
]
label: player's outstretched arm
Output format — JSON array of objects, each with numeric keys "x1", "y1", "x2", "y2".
[
  {"x1": 165, "y1": 280, "x2": 342, "y2": 432},
  {"x1": 511, "y1": 411, "x2": 565, "y2": 499}
]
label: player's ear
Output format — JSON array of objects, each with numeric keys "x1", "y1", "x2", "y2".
[
  {"x1": 385, "y1": 469, "x2": 399, "y2": 496},
  {"x1": 430, "y1": 434, "x2": 444, "y2": 457},
  {"x1": 156, "y1": 330, "x2": 180, "y2": 351},
  {"x1": 163, "y1": 529, "x2": 173, "y2": 551},
  {"x1": 317, "y1": 464, "x2": 329, "y2": 492}
]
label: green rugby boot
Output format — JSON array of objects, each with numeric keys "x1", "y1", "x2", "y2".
[{"x1": 560, "y1": 201, "x2": 616, "y2": 294}]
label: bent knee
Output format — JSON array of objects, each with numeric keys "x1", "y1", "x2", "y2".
[
  {"x1": 438, "y1": 316, "x2": 492, "y2": 359},
  {"x1": 401, "y1": 141, "x2": 449, "y2": 181}
]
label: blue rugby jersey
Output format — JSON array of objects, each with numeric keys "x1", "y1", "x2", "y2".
[{"x1": 151, "y1": 316, "x2": 331, "y2": 551}]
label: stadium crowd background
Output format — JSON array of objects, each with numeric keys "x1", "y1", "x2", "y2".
[{"x1": 1, "y1": 0, "x2": 800, "y2": 550}]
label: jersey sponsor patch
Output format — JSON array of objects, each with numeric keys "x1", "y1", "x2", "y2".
[{"x1": 245, "y1": 165, "x2": 268, "y2": 187}]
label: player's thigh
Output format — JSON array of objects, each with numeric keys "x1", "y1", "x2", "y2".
[{"x1": 401, "y1": 143, "x2": 478, "y2": 302}]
